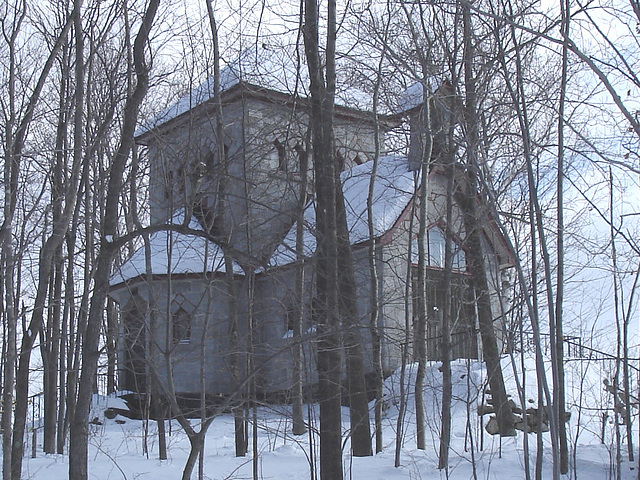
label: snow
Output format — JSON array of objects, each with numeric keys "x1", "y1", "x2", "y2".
[
  {"x1": 269, "y1": 155, "x2": 416, "y2": 267},
  {"x1": 395, "y1": 78, "x2": 441, "y2": 113},
  {"x1": 136, "y1": 46, "x2": 373, "y2": 137},
  {"x1": 110, "y1": 210, "x2": 243, "y2": 286},
  {"x1": 341, "y1": 155, "x2": 416, "y2": 243},
  {"x1": 19, "y1": 354, "x2": 636, "y2": 480}
]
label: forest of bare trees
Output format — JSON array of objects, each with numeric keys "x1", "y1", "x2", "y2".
[{"x1": 0, "y1": 0, "x2": 638, "y2": 479}]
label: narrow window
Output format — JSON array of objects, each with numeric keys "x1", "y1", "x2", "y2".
[
  {"x1": 172, "y1": 307, "x2": 191, "y2": 344},
  {"x1": 294, "y1": 143, "x2": 307, "y2": 174},
  {"x1": 176, "y1": 166, "x2": 186, "y2": 195},
  {"x1": 164, "y1": 170, "x2": 173, "y2": 199},
  {"x1": 286, "y1": 303, "x2": 297, "y2": 332},
  {"x1": 282, "y1": 304, "x2": 296, "y2": 339},
  {"x1": 171, "y1": 293, "x2": 193, "y2": 345},
  {"x1": 274, "y1": 138, "x2": 287, "y2": 171},
  {"x1": 411, "y1": 227, "x2": 467, "y2": 271}
]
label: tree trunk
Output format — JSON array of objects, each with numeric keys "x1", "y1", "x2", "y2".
[
  {"x1": 437, "y1": 125, "x2": 455, "y2": 470},
  {"x1": 303, "y1": 0, "x2": 343, "y2": 475},
  {"x1": 180, "y1": 420, "x2": 213, "y2": 480},
  {"x1": 42, "y1": 37, "x2": 70, "y2": 451},
  {"x1": 335, "y1": 185, "x2": 372, "y2": 458},
  {"x1": 42, "y1": 246, "x2": 63, "y2": 454},
  {"x1": 395, "y1": 198, "x2": 417, "y2": 468},
  {"x1": 556, "y1": 0, "x2": 570, "y2": 471},
  {"x1": 414, "y1": 83, "x2": 433, "y2": 451},
  {"x1": 203, "y1": 1, "x2": 247, "y2": 455},
  {"x1": 68, "y1": 2, "x2": 159, "y2": 478},
  {"x1": 292, "y1": 144, "x2": 309, "y2": 436},
  {"x1": 459, "y1": 3, "x2": 514, "y2": 438},
  {"x1": 368, "y1": 36, "x2": 388, "y2": 453}
]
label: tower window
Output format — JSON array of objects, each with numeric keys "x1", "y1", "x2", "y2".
[
  {"x1": 273, "y1": 138, "x2": 287, "y2": 172},
  {"x1": 172, "y1": 307, "x2": 191, "y2": 344}
]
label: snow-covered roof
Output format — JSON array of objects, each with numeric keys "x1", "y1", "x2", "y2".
[
  {"x1": 112, "y1": 157, "x2": 416, "y2": 281},
  {"x1": 110, "y1": 211, "x2": 243, "y2": 287},
  {"x1": 269, "y1": 155, "x2": 416, "y2": 267},
  {"x1": 395, "y1": 78, "x2": 441, "y2": 114},
  {"x1": 136, "y1": 46, "x2": 373, "y2": 137},
  {"x1": 136, "y1": 48, "x2": 300, "y2": 136},
  {"x1": 342, "y1": 155, "x2": 416, "y2": 243}
]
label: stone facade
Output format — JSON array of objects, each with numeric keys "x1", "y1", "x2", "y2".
[{"x1": 109, "y1": 79, "x2": 513, "y2": 405}]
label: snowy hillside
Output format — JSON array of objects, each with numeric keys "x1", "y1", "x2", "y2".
[{"x1": 19, "y1": 355, "x2": 636, "y2": 480}]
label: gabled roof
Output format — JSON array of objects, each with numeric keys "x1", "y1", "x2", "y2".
[
  {"x1": 268, "y1": 155, "x2": 417, "y2": 267},
  {"x1": 110, "y1": 211, "x2": 243, "y2": 287}
]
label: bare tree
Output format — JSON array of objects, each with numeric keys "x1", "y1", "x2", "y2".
[
  {"x1": 302, "y1": 0, "x2": 344, "y2": 474},
  {"x1": 69, "y1": 1, "x2": 160, "y2": 478}
]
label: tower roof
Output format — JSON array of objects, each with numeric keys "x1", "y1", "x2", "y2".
[{"x1": 136, "y1": 46, "x2": 374, "y2": 138}]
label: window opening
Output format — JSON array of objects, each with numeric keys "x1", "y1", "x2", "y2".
[
  {"x1": 176, "y1": 166, "x2": 186, "y2": 195},
  {"x1": 411, "y1": 226, "x2": 467, "y2": 271},
  {"x1": 273, "y1": 138, "x2": 287, "y2": 171},
  {"x1": 294, "y1": 143, "x2": 307, "y2": 174},
  {"x1": 164, "y1": 170, "x2": 173, "y2": 200},
  {"x1": 282, "y1": 304, "x2": 296, "y2": 339},
  {"x1": 171, "y1": 293, "x2": 193, "y2": 344}
]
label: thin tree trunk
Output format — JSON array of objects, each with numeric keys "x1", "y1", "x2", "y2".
[
  {"x1": 203, "y1": 1, "x2": 247, "y2": 456},
  {"x1": 42, "y1": 246, "x2": 64, "y2": 454},
  {"x1": 556, "y1": 0, "x2": 570, "y2": 470},
  {"x1": 68, "y1": 2, "x2": 159, "y2": 478},
  {"x1": 368, "y1": 19, "x2": 391, "y2": 452},
  {"x1": 303, "y1": 0, "x2": 343, "y2": 474},
  {"x1": 395, "y1": 196, "x2": 417, "y2": 468},
  {"x1": 414, "y1": 83, "x2": 433, "y2": 451},
  {"x1": 57, "y1": 232, "x2": 73, "y2": 454},
  {"x1": 292, "y1": 144, "x2": 309, "y2": 436},
  {"x1": 438, "y1": 122, "x2": 455, "y2": 470}
]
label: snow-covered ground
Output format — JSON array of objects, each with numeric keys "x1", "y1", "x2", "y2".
[{"x1": 19, "y1": 355, "x2": 638, "y2": 479}]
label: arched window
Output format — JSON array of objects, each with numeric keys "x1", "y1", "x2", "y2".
[{"x1": 171, "y1": 293, "x2": 193, "y2": 344}]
